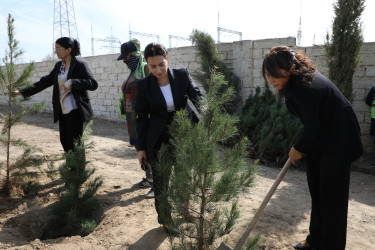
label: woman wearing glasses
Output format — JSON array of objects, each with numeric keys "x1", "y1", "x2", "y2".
[{"x1": 14, "y1": 37, "x2": 98, "y2": 152}]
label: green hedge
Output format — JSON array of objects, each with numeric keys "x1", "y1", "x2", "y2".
[{"x1": 240, "y1": 85, "x2": 303, "y2": 165}]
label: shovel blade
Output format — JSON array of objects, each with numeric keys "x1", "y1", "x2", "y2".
[{"x1": 217, "y1": 242, "x2": 233, "y2": 250}]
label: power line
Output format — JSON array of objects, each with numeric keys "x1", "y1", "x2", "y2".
[
  {"x1": 129, "y1": 31, "x2": 160, "y2": 43},
  {"x1": 217, "y1": 5, "x2": 242, "y2": 44},
  {"x1": 217, "y1": 27, "x2": 242, "y2": 43},
  {"x1": 169, "y1": 35, "x2": 191, "y2": 48},
  {"x1": 91, "y1": 27, "x2": 121, "y2": 56}
]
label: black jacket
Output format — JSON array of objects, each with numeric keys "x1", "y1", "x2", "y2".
[
  {"x1": 285, "y1": 72, "x2": 363, "y2": 164},
  {"x1": 20, "y1": 57, "x2": 98, "y2": 123},
  {"x1": 135, "y1": 68, "x2": 202, "y2": 162}
]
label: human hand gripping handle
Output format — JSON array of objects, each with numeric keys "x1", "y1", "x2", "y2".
[
  {"x1": 137, "y1": 150, "x2": 147, "y2": 165},
  {"x1": 12, "y1": 90, "x2": 21, "y2": 97},
  {"x1": 288, "y1": 147, "x2": 302, "y2": 165}
]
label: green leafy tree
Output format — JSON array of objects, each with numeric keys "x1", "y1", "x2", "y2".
[
  {"x1": 44, "y1": 121, "x2": 103, "y2": 238},
  {"x1": 240, "y1": 84, "x2": 303, "y2": 165},
  {"x1": 158, "y1": 69, "x2": 257, "y2": 249},
  {"x1": 0, "y1": 14, "x2": 44, "y2": 197},
  {"x1": 325, "y1": 0, "x2": 365, "y2": 101},
  {"x1": 190, "y1": 29, "x2": 241, "y2": 113}
]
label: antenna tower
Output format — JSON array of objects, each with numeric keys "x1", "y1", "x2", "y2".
[
  {"x1": 313, "y1": 34, "x2": 316, "y2": 46},
  {"x1": 53, "y1": 0, "x2": 79, "y2": 54},
  {"x1": 297, "y1": 0, "x2": 302, "y2": 47}
]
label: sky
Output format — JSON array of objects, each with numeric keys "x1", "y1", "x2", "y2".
[{"x1": 0, "y1": 0, "x2": 374, "y2": 63}]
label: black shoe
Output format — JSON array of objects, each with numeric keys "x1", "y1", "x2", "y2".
[
  {"x1": 294, "y1": 241, "x2": 312, "y2": 250},
  {"x1": 132, "y1": 178, "x2": 152, "y2": 188},
  {"x1": 160, "y1": 224, "x2": 179, "y2": 236}
]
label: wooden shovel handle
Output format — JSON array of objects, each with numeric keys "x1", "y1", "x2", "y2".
[{"x1": 233, "y1": 158, "x2": 292, "y2": 250}]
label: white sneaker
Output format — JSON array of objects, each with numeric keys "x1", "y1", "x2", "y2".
[{"x1": 145, "y1": 187, "x2": 154, "y2": 198}]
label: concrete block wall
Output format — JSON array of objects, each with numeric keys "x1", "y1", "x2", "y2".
[
  {"x1": 13, "y1": 61, "x2": 56, "y2": 113},
  {"x1": 351, "y1": 42, "x2": 375, "y2": 154},
  {"x1": 84, "y1": 54, "x2": 128, "y2": 121},
  {"x1": 1, "y1": 38, "x2": 375, "y2": 157}
]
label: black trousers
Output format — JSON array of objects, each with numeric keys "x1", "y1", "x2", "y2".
[
  {"x1": 305, "y1": 149, "x2": 351, "y2": 250},
  {"x1": 150, "y1": 158, "x2": 172, "y2": 225},
  {"x1": 150, "y1": 112, "x2": 175, "y2": 225},
  {"x1": 58, "y1": 109, "x2": 84, "y2": 152}
]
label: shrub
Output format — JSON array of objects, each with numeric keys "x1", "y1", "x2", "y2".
[
  {"x1": 240, "y1": 85, "x2": 303, "y2": 165},
  {"x1": 190, "y1": 29, "x2": 241, "y2": 113},
  {"x1": 325, "y1": 0, "x2": 365, "y2": 101}
]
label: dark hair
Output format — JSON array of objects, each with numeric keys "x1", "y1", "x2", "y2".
[
  {"x1": 55, "y1": 37, "x2": 81, "y2": 56},
  {"x1": 144, "y1": 43, "x2": 168, "y2": 62},
  {"x1": 262, "y1": 46, "x2": 316, "y2": 97}
]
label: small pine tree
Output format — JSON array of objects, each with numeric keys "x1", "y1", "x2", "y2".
[
  {"x1": 325, "y1": 0, "x2": 365, "y2": 101},
  {"x1": 190, "y1": 29, "x2": 241, "y2": 113},
  {"x1": 44, "y1": 121, "x2": 103, "y2": 238},
  {"x1": 0, "y1": 14, "x2": 45, "y2": 197},
  {"x1": 240, "y1": 84, "x2": 303, "y2": 165},
  {"x1": 158, "y1": 69, "x2": 257, "y2": 249}
]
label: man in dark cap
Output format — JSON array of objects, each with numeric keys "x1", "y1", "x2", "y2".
[{"x1": 117, "y1": 39, "x2": 153, "y2": 197}]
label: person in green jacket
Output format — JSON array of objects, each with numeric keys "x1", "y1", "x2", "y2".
[{"x1": 117, "y1": 39, "x2": 153, "y2": 195}]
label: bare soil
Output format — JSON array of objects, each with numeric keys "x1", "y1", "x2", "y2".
[{"x1": 0, "y1": 109, "x2": 374, "y2": 250}]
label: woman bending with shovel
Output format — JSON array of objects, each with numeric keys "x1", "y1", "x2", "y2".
[{"x1": 262, "y1": 46, "x2": 363, "y2": 250}]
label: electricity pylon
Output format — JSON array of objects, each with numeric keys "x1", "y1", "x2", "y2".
[{"x1": 53, "y1": 0, "x2": 79, "y2": 54}]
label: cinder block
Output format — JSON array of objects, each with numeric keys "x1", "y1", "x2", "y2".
[
  {"x1": 95, "y1": 68, "x2": 104, "y2": 74},
  {"x1": 365, "y1": 66, "x2": 375, "y2": 77}
]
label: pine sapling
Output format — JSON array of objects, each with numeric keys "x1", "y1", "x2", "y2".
[
  {"x1": 158, "y1": 69, "x2": 257, "y2": 249},
  {"x1": 44, "y1": 121, "x2": 103, "y2": 238},
  {"x1": 0, "y1": 14, "x2": 45, "y2": 197}
]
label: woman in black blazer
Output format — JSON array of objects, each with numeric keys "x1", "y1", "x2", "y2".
[
  {"x1": 15, "y1": 37, "x2": 98, "y2": 152},
  {"x1": 136, "y1": 43, "x2": 202, "y2": 227},
  {"x1": 262, "y1": 46, "x2": 363, "y2": 250}
]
